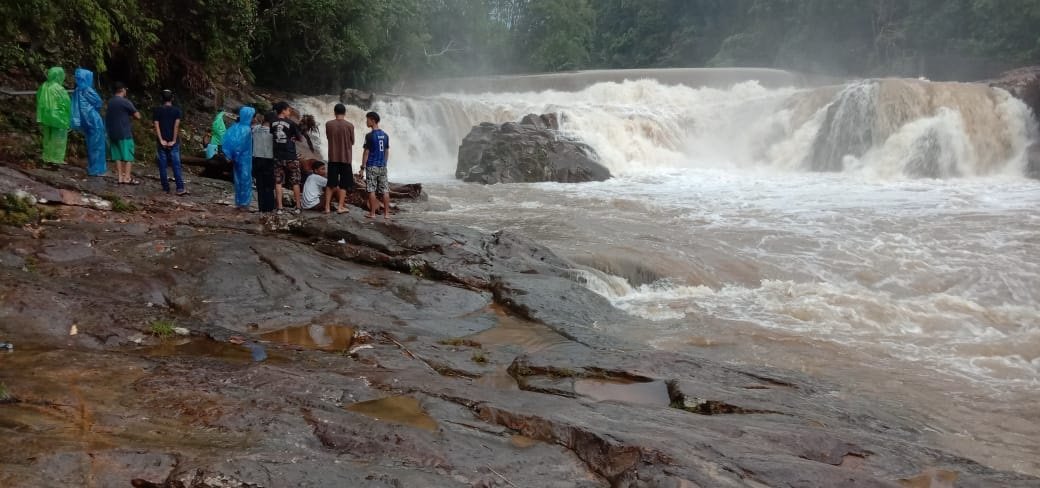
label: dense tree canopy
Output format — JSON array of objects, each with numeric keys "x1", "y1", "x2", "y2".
[{"x1": 3, "y1": 0, "x2": 1038, "y2": 95}]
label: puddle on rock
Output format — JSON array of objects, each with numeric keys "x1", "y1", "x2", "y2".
[
  {"x1": 261, "y1": 324, "x2": 356, "y2": 351},
  {"x1": 467, "y1": 307, "x2": 571, "y2": 354},
  {"x1": 345, "y1": 396, "x2": 438, "y2": 432},
  {"x1": 142, "y1": 339, "x2": 265, "y2": 364},
  {"x1": 573, "y1": 378, "x2": 671, "y2": 407}
]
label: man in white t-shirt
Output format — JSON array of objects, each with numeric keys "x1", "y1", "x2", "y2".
[{"x1": 301, "y1": 161, "x2": 328, "y2": 210}]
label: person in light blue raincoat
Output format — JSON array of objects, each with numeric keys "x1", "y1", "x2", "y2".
[
  {"x1": 70, "y1": 68, "x2": 107, "y2": 176},
  {"x1": 222, "y1": 106, "x2": 255, "y2": 209}
]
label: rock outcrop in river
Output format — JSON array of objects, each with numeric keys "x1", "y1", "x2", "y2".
[
  {"x1": 989, "y1": 66, "x2": 1040, "y2": 177},
  {"x1": 457, "y1": 114, "x2": 612, "y2": 184},
  {"x1": 0, "y1": 162, "x2": 1037, "y2": 487}
]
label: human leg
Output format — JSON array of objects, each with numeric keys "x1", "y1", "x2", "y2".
[
  {"x1": 274, "y1": 161, "x2": 286, "y2": 210},
  {"x1": 41, "y1": 126, "x2": 68, "y2": 165},
  {"x1": 254, "y1": 158, "x2": 276, "y2": 213},
  {"x1": 286, "y1": 160, "x2": 303, "y2": 210},
  {"x1": 157, "y1": 146, "x2": 171, "y2": 192},
  {"x1": 377, "y1": 168, "x2": 391, "y2": 218},
  {"x1": 170, "y1": 143, "x2": 185, "y2": 192},
  {"x1": 86, "y1": 128, "x2": 107, "y2": 176}
]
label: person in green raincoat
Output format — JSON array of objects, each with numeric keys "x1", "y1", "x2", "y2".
[
  {"x1": 206, "y1": 111, "x2": 227, "y2": 159},
  {"x1": 35, "y1": 67, "x2": 72, "y2": 168}
]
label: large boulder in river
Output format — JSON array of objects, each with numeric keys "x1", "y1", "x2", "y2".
[{"x1": 456, "y1": 114, "x2": 611, "y2": 184}]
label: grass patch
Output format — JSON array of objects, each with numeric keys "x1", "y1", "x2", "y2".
[
  {"x1": 101, "y1": 194, "x2": 137, "y2": 213},
  {"x1": 150, "y1": 319, "x2": 176, "y2": 339},
  {"x1": 0, "y1": 382, "x2": 11, "y2": 403},
  {"x1": 0, "y1": 192, "x2": 43, "y2": 226},
  {"x1": 23, "y1": 255, "x2": 38, "y2": 273},
  {"x1": 470, "y1": 351, "x2": 488, "y2": 364},
  {"x1": 438, "y1": 338, "x2": 482, "y2": 348}
]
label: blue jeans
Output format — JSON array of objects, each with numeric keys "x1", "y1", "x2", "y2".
[{"x1": 157, "y1": 142, "x2": 185, "y2": 192}]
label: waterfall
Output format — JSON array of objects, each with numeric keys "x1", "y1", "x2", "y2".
[{"x1": 293, "y1": 73, "x2": 1038, "y2": 180}]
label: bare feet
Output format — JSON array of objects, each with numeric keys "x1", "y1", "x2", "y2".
[
  {"x1": 336, "y1": 208, "x2": 349, "y2": 214},
  {"x1": 365, "y1": 213, "x2": 376, "y2": 219}
]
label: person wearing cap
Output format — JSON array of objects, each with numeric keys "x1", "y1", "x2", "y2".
[
  {"x1": 105, "y1": 82, "x2": 141, "y2": 184},
  {"x1": 152, "y1": 90, "x2": 187, "y2": 194}
]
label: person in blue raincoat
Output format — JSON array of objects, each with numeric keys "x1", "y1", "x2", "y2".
[
  {"x1": 70, "y1": 68, "x2": 107, "y2": 176},
  {"x1": 222, "y1": 106, "x2": 255, "y2": 210}
]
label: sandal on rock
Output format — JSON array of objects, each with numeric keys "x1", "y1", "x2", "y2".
[{"x1": 175, "y1": 190, "x2": 190, "y2": 196}]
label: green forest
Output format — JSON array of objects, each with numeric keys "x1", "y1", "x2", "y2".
[{"x1": 3, "y1": 0, "x2": 1040, "y2": 95}]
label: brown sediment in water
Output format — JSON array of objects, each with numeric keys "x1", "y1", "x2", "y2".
[
  {"x1": 260, "y1": 324, "x2": 356, "y2": 351},
  {"x1": 141, "y1": 338, "x2": 261, "y2": 363},
  {"x1": 345, "y1": 396, "x2": 438, "y2": 432},
  {"x1": 573, "y1": 378, "x2": 672, "y2": 407},
  {"x1": 0, "y1": 346, "x2": 250, "y2": 477}
]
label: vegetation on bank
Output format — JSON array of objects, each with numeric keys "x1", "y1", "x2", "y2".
[{"x1": 3, "y1": 0, "x2": 1040, "y2": 97}]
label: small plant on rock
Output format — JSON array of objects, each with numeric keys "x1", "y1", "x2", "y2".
[
  {"x1": 102, "y1": 194, "x2": 137, "y2": 213},
  {"x1": 150, "y1": 319, "x2": 176, "y2": 339},
  {"x1": 471, "y1": 351, "x2": 488, "y2": 364},
  {"x1": 0, "y1": 382, "x2": 12, "y2": 403},
  {"x1": 0, "y1": 192, "x2": 42, "y2": 226}
]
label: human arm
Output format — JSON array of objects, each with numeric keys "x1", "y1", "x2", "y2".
[
  {"x1": 173, "y1": 117, "x2": 181, "y2": 145},
  {"x1": 154, "y1": 120, "x2": 166, "y2": 146}
]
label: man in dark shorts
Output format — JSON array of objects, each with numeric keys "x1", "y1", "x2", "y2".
[
  {"x1": 105, "y1": 82, "x2": 141, "y2": 184},
  {"x1": 324, "y1": 103, "x2": 355, "y2": 214},
  {"x1": 152, "y1": 90, "x2": 187, "y2": 194},
  {"x1": 359, "y1": 111, "x2": 390, "y2": 220},
  {"x1": 270, "y1": 101, "x2": 303, "y2": 214}
]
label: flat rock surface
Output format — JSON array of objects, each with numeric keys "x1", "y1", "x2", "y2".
[{"x1": 1, "y1": 163, "x2": 1037, "y2": 487}]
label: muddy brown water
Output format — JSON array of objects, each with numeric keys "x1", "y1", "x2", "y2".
[
  {"x1": 260, "y1": 324, "x2": 357, "y2": 351},
  {"x1": 345, "y1": 396, "x2": 438, "y2": 432}
]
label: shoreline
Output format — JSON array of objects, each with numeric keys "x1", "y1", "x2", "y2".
[{"x1": 1, "y1": 162, "x2": 1037, "y2": 487}]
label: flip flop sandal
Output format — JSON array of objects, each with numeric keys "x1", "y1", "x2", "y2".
[
  {"x1": 128, "y1": 179, "x2": 142, "y2": 185},
  {"x1": 175, "y1": 190, "x2": 190, "y2": 196}
]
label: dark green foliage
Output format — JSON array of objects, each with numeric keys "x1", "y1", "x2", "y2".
[{"x1": 3, "y1": 0, "x2": 1038, "y2": 96}]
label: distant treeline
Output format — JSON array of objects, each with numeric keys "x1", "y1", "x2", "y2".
[{"x1": 4, "y1": 0, "x2": 1039, "y2": 94}]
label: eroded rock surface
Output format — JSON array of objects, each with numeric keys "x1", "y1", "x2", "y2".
[{"x1": 1, "y1": 163, "x2": 1037, "y2": 487}]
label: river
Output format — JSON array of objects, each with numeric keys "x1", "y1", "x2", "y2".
[{"x1": 295, "y1": 69, "x2": 1040, "y2": 476}]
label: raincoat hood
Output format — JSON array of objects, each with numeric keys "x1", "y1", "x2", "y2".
[
  {"x1": 236, "y1": 106, "x2": 256, "y2": 127},
  {"x1": 46, "y1": 66, "x2": 66, "y2": 84},
  {"x1": 37, "y1": 66, "x2": 71, "y2": 129},
  {"x1": 222, "y1": 106, "x2": 256, "y2": 164},
  {"x1": 74, "y1": 68, "x2": 93, "y2": 89}
]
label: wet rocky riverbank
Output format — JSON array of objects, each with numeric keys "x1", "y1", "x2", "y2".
[{"x1": 0, "y1": 163, "x2": 1036, "y2": 487}]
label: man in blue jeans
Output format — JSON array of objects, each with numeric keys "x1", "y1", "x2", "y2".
[{"x1": 152, "y1": 90, "x2": 188, "y2": 195}]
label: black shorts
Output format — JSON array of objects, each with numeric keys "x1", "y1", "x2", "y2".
[{"x1": 326, "y1": 161, "x2": 355, "y2": 190}]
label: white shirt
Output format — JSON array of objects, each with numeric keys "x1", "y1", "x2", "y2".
[{"x1": 301, "y1": 174, "x2": 327, "y2": 209}]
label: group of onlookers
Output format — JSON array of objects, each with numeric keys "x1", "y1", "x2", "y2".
[
  {"x1": 221, "y1": 102, "x2": 391, "y2": 219},
  {"x1": 36, "y1": 66, "x2": 188, "y2": 194},
  {"x1": 35, "y1": 67, "x2": 393, "y2": 218}
]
